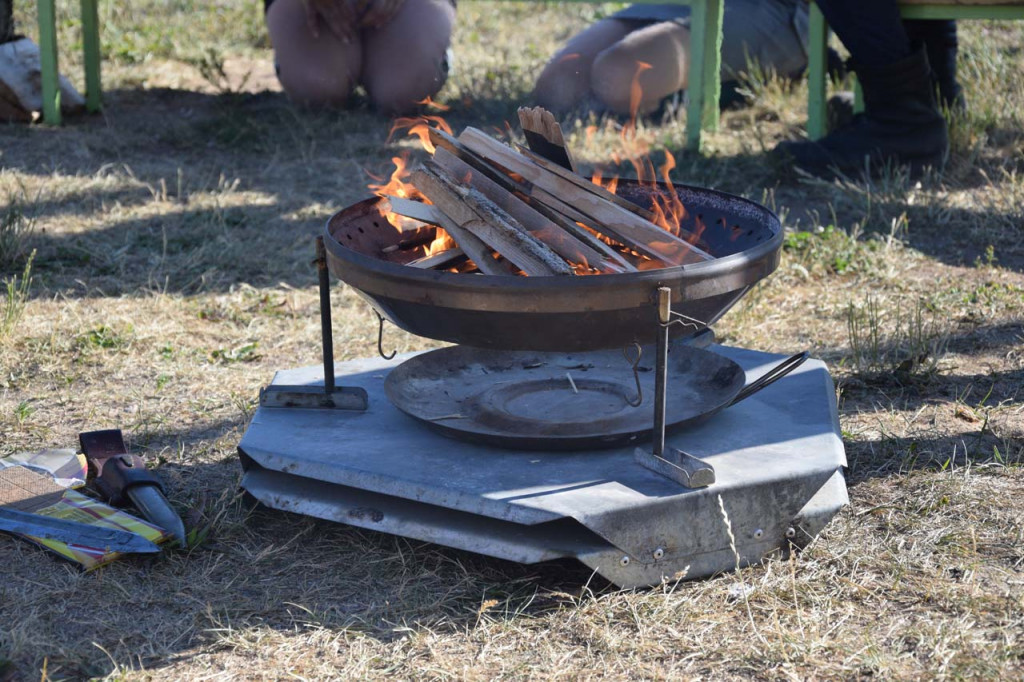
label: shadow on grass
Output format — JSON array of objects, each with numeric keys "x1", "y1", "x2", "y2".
[
  {"x1": 821, "y1": 319, "x2": 1024, "y2": 480},
  {"x1": 24, "y1": 202, "x2": 322, "y2": 297}
]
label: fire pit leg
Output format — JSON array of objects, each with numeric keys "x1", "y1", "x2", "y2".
[
  {"x1": 653, "y1": 287, "x2": 671, "y2": 457},
  {"x1": 257, "y1": 237, "x2": 369, "y2": 411},
  {"x1": 634, "y1": 287, "x2": 716, "y2": 489},
  {"x1": 317, "y1": 235, "x2": 337, "y2": 393}
]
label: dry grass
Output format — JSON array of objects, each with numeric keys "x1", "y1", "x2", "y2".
[{"x1": 1, "y1": 2, "x2": 1022, "y2": 680}]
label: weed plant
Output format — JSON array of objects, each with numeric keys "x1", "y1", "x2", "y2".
[
  {"x1": 0, "y1": 192, "x2": 35, "y2": 268},
  {"x1": 845, "y1": 295, "x2": 949, "y2": 381},
  {"x1": 0, "y1": 250, "x2": 33, "y2": 340}
]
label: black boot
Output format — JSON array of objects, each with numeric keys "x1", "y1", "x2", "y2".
[
  {"x1": 1, "y1": 0, "x2": 14, "y2": 44},
  {"x1": 774, "y1": 47, "x2": 948, "y2": 178},
  {"x1": 905, "y1": 19, "x2": 964, "y2": 112}
]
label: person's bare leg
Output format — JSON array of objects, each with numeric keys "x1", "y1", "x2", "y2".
[
  {"x1": 591, "y1": 21, "x2": 690, "y2": 116},
  {"x1": 362, "y1": 0, "x2": 455, "y2": 115},
  {"x1": 533, "y1": 19, "x2": 635, "y2": 115},
  {"x1": 266, "y1": 0, "x2": 362, "y2": 106}
]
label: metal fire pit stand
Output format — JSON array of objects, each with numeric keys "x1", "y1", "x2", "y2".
[
  {"x1": 238, "y1": 259, "x2": 849, "y2": 589},
  {"x1": 634, "y1": 288, "x2": 717, "y2": 488},
  {"x1": 258, "y1": 238, "x2": 368, "y2": 411}
]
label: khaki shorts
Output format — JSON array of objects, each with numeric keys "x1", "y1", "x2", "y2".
[{"x1": 611, "y1": 0, "x2": 810, "y2": 80}]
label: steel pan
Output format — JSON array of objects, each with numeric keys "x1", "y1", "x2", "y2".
[{"x1": 325, "y1": 181, "x2": 782, "y2": 352}]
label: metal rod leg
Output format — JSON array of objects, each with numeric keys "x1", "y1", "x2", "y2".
[
  {"x1": 653, "y1": 287, "x2": 671, "y2": 457},
  {"x1": 315, "y1": 236, "x2": 335, "y2": 393}
]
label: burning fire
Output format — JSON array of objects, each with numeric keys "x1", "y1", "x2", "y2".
[
  {"x1": 584, "y1": 60, "x2": 693, "y2": 243},
  {"x1": 368, "y1": 153, "x2": 426, "y2": 229},
  {"x1": 425, "y1": 228, "x2": 457, "y2": 256},
  {"x1": 365, "y1": 68, "x2": 705, "y2": 274},
  {"x1": 388, "y1": 98, "x2": 454, "y2": 155}
]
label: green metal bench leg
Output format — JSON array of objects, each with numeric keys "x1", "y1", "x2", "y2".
[
  {"x1": 686, "y1": 0, "x2": 718, "y2": 151},
  {"x1": 36, "y1": 0, "x2": 61, "y2": 125},
  {"x1": 81, "y1": 0, "x2": 102, "y2": 112},
  {"x1": 807, "y1": 1, "x2": 827, "y2": 140},
  {"x1": 701, "y1": 0, "x2": 723, "y2": 134}
]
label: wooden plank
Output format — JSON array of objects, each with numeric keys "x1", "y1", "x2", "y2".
[
  {"x1": 428, "y1": 212, "x2": 515, "y2": 276},
  {"x1": 384, "y1": 189, "x2": 511, "y2": 274},
  {"x1": 407, "y1": 248, "x2": 465, "y2": 270},
  {"x1": 514, "y1": 143, "x2": 660, "y2": 223},
  {"x1": 382, "y1": 196, "x2": 443, "y2": 226},
  {"x1": 518, "y1": 106, "x2": 576, "y2": 172},
  {"x1": 432, "y1": 147, "x2": 620, "y2": 274},
  {"x1": 459, "y1": 128, "x2": 711, "y2": 266},
  {"x1": 413, "y1": 165, "x2": 573, "y2": 277},
  {"x1": 425, "y1": 126, "x2": 635, "y2": 271},
  {"x1": 512, "y1": 142, "x2": 714, "y2": 263}
]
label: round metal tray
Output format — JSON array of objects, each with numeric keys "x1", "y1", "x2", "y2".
[{"x1": 384, "y1": 345, "x2": 747, "y2": 450}]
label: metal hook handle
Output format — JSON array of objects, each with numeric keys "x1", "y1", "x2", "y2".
[
  {"x1": 376, "y1": 312, "x2": 397, "y2": 360},
  {"x1": 729, "y1": 351, "x2": 808, "y2": 407},
  {"x1": 622, "y1": 343, "x2": 643, "y2": 407}
]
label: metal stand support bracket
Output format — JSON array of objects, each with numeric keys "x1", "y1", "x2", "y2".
[
  {"x1": 259, "y1": 236, "x2": 368, "y2": 411},
  {"x1": 634, "y1": 287, "x2": 716, "y2": 488}
]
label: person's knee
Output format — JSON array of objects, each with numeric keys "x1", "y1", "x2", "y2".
[
  {"x1": 364, "y1": 50, "x2": 448, "y2": 114},
  {"x1": 267, "y1": 0, "x2": 361, "y2": 106},
  {"x1": 591, "y1": 47, "x2": 646, "y2": 115},
  {"x1": 363, "y1": 38, "x2": 450, "y2": 114},
  {"x1": 276, "y1": 63, "x2": 357, "y2": 107},
  {"x1": 361, "y1": 0, "x2": 453, "y2": 114},
  {"x1": 534, "y1": 53, "x2": 587, "y2": 114}
]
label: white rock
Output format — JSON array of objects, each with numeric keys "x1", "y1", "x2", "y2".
[{"x1": 0, "y1": 37, "x2": 85, "y2": 119}]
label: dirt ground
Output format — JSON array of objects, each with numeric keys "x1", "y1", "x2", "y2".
[{"x1": 1, "y1": 2, "x2": 1022, "y2": 680}]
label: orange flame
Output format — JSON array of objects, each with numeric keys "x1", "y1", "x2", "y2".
[
  {"x1": 368, "y1": 153, "x2": 430, "y2": 231},
  {"x1": 583, "y1": 60, "x2": 696, "y2": 244},
  {"x1": 415, "y1": 96, "x2": 451, "y2": 112},
  {"x1": 389, "y1": 114, "x2": 453, "y2": 154},
  {"x1": 627, "y1": 61, "x2": 653, "y2": 137},
  {"x1": 591, "y1": 168, "x2": 619, "y2": 195},
  {"x1": 425, "y1": 228, "x2": 457, "y2": 256}
]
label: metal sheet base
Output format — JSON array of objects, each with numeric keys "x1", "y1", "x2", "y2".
[{"x1": 238, "y1": 344, "x2": 848, "y2": 588}]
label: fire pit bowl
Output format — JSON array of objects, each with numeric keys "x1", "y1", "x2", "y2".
[{"x1": 324, "y1": 181, "x2": 782, "y2": 351}]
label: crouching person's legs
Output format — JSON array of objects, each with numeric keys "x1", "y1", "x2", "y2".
[
  {"x1": 266, "y1": 0, "x2": 362, "y2": 106},
  {"x1": 590, "y1": 21, "x2": 690, "y2": 116},
  {"x1": 533, "y1": 19, "x2": 635, "y2": 115},
  {"x1": 362, "y1": 0, "x2": 455, "y2": 115}
]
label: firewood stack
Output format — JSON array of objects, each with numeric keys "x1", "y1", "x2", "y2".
[{"x1": 376, "y1": 108, "x2": 713, "y2": 276}]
